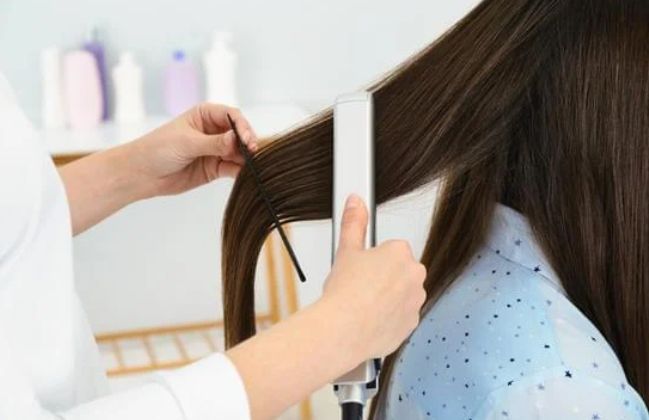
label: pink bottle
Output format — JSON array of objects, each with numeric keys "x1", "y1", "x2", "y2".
[
  {"x1": 164, "y1": 50, "x2": 200, "y2": 116},
  {"x1": 63, "y1": 50, "x2": 103, "y2": 129}
]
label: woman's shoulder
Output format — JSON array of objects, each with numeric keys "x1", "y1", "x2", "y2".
[
  {"x1": 469, "y1": 366, "x2": 648, "y2": 420},
  {"x1": 423, "y1": 247, "x2": 628, "y2": 383},
  {"x1": 385, "y1": 248, "x2": 646, "y2": 419}
]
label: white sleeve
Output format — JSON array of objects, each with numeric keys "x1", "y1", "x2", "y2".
[
  {"x1": 62, "y1": 353, "x2": 250, "y2": 420},
  {"x1": 474, "y1": 370, "x2": 647, "y2": 420},
  {"x1": 154, "y1": 352, "x2": 250, "y2": 420},
  {"x1": 0, "y1": 353, "x2": 250, "y2": 420}
]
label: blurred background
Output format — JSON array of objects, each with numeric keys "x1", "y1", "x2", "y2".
[
  {"x1": 0, "y1": 0, "x2": 480, "y2": 418},
  {"x1": 1, "y1": 0, "x2": 480, "y2": 121}
]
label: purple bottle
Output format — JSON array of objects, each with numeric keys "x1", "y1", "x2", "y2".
[
  {"x1": 164, "y1": 50, "x2": 200, "y2": 116},
  {"x1": 84, "y1": 27, "x2": 109, "y2": 120}
]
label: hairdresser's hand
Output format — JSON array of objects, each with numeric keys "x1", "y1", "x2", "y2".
[
  {"x1": 227, "y1": 195, "x2": 425, "y2": 420},
  {"x1": 59, "y1": 103, "x2": 257, "y2": 235},
  {"x1": 322, "y1": 194, "x2": 427, "y2": 359},
  {"x1": 127, "y1": 103, "x2": 258, "y2": 198}
]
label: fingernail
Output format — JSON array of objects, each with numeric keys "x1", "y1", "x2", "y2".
[{"x1": 345, "y1": 194, "x2": 361, "y2": 209}]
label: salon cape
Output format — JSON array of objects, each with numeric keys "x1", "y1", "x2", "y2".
[{"x1": 0, "y1": 73, "x2": 250, "y2": 420}]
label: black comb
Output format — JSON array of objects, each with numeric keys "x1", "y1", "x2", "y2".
[{"x1": 226, "y1": 113, "x2": 307, "y2": 282}]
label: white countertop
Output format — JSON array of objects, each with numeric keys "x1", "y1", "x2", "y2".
[{"x1": 42, "y1": 104, "x2": 312, "y2": 156}]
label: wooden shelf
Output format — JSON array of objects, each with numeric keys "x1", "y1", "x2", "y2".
[
  {"x1": 94, "y1": 227, "x2": 313, "y2": 419},
  {"x1": 96, "y1": 317, "x2": 274, "y2": 376}
]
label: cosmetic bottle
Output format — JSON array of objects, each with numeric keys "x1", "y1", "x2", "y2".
[
  {"x1": 112, "y1": 52, "x2": 146, "y2": 124},
  {"x1": 41, "y1": 47, "x2": 66, "y2": 129},
  {"x1": 203, "y1": 31, "x2": 238, "y2": 106},
  {"x1": 84, "y1": 27, "x2": 109, "y2": 120},
  {"x1": 164, "y1": 50, "x2": 200, "y2": 116},
  {"x1": 63, "y1": 50, "x2": 103, "y2": 129}
]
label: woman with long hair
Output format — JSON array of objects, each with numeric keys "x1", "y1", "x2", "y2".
[{"x1": 222, "y1": 0, "x2": 649, "y2": 418}]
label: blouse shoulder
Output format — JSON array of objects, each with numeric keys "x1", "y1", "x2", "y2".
[
  {"x1": 384, "y1": 248, "x2": 647, "y2": 419},
  {"x1": 472, "y1": 367, "x2": 648, "y2": 420}
]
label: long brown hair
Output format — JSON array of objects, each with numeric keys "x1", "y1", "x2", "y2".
[{"x1": 221, "y1": 0, "x2": 649, "y2": 411}]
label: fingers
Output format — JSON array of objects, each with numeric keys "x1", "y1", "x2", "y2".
[
  {"x1": 336, "y1": 194, "x2": 368, "y2": 252},
  {"x1": 197, "y1": 103, "x2": 257, "y2": 148},
  {"x1": 382, "y1": 239, "x2": 417, "y2": 261},
  {"x1": 217, "y1": 161, "x2": 242, "y2": 178},
  {"x1": 190, "y1": 130, "x2": 233, "y2": 157},
  {"x1": 189, "y1": 103, "x2": 259, "y2": 164},
  {"x1": 197, "y1": 156, "x2": 242, "y2": 183},
  {"x1": 224, "y1": 107, "x2": 258, "y2": 147},
  {"x1": 190, "y1": 130, "x2": 250, "y2": 164}
]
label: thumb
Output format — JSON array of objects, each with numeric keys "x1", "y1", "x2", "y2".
[
  {"x1": 337, "y1": 194, "x2": 368, "y2": 253},
  {"x1": 190, "y1": 130, "x2": 238, "y2": 159}
]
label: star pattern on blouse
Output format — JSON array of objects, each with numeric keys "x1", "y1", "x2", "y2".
[{"x1": 385, "y1": 207, "x2": 646, "y2": 419}]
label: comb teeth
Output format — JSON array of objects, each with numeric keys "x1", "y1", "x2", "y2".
[{"x1": 226, "y1": 114, "x2": 307, "y2": 282}]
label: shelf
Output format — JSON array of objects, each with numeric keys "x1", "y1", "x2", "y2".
[
  {"x1": 90, "y1": 187, "x2": 313, "y2": 418},
  {"x1": 43, "y1": 117, "x2": 167, "y2": 157},
  {"x1": 96, "y1": 317, "x2": 273, "y2": 376},
  {"x1": 94, "y1": 228, "x2": 299, "y2": 376},
  {"x1": 43, "y1": 104, "x2": 310, "y2": 160}
]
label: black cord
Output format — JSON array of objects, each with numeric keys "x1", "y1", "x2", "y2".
[{"x1": 341, "y1": 402, "x2": 363, "y2": 420}]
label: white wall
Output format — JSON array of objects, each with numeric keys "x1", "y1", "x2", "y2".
[
  {"x1": 0, "y1": 0, "x2": 480, "y2": 121},
  {"x1": 0, "y1": 1, "x2": 480, "y2": 333}
]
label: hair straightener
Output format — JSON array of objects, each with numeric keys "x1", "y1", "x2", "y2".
[
  {"x1": 228, "y1": 92, "x2": 380, "y2": 420},
  {"x1": 332, "y1": 92, "x2": 380, "y2": 420}
]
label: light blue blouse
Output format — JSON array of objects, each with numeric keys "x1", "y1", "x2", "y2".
[{"x1": 384, "y1": 204, "x2": 648, "y2": 420}]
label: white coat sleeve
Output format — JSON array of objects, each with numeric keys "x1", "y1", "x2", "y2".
[
  {"x1": 473, "y1": 370, "x2": 648, "y2": 420},
  {"x1": 63, "y1": 353, "x2": 250, "y2": 420},
  {"x1": 1, "y1": 353, "x2": 250, "y2": 420}
]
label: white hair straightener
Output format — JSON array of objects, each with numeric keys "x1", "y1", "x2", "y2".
[
  {"x1": 332, "y1": 92, "x2": 380, "y2": 420},
  {"x1": 230, "y1": 92, "x2": 380, "y2": 419}
]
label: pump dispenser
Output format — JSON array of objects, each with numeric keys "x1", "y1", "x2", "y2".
[
  {"x1": 112, "y1": 52, "x2": 146, "y2": 124},
  {"x1": 41, "y1": 47, "x2": 66, "y2": 129},
  {"x1": 203, "y1": 31, "x2": 238, "y2": 106}
]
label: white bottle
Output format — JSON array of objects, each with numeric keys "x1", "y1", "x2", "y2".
[
  {"x1": 112, "y1": 52, "x2": 146, "y2": 124},
  {"x1": 203, "y1": 31, "x2": 238, "y2": 106},
  {"x1": 41, "y1": 47, "x2": 66, "y2": 129}
]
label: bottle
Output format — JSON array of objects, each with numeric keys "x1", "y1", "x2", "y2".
[
  {"x1": 112, "y1": 52, "x2": 146, "y2": 124},
  {"x1": 164, "y1": 50, "x2": 200, "y2": 116},
  {"x1": 84, "y1": 27, "x2": 109, "y2": 120},
  {"x1": 63, "y1": 50, "x2": 103, "y2": 130},
  {"x1": 203, "y1": 31, "x2": 238, "y2": 106},
  {"x1": 41, "y1": 47, "x2": 66, "y2": 129}
]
